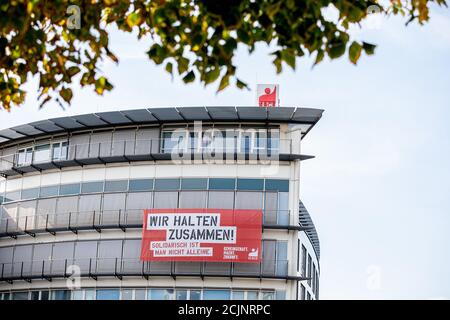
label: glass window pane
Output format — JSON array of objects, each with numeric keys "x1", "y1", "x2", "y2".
[
  {"x1": 21, "y1": 188, "x2": 39, "y2": 200},
  {"x1": 265, "y1": 179, "x2": 289, "y2": 192},
  {"x1": 209, "y1": 178, "x2": 235, "y2": 190},
  {"x1": 135, "y1": 289, "x2": 146, "y2": 300},
  {"x1": 246, "y1": 291, "x2": 258, "y2": 300},
  {"x1": 5, "y1": 191, "x2": 21, "y2": 202},
  {"x1": 235, "y1": 192, "x2": 263, "y2": 209},
  {"x1": 12, "y1": 292, "x2": 29, "y2": 300},
  {"x1": 129, "y1": 179, "x2": 153, "y2": 191},
  {"x1": 85, "y1": 289, "x2": 96, "y2": 300},
  {"x1": 208, "y1": 191, "x2": 234, "y2": 209},
  {"x1": 40, "y1": 291, "x2": 49, "y2": 300},
  {"x1": 154, "y1": 179, "x2": 180, "y2": 190},
  {"x1": 52, "y1": 290, "x2": 70, "y2": 300},
  {"x1": 232, "y1": 291, "x2": 245, "y2": 300},
  {"x1": 121, "y1": 289, "x2": 133, "y2": 300},
  {"x1": 237, "y1": 179, "x2": 264, "y2": 190},
  {"x1": 40, "y1": 185, "x2": 59, "y2": 197},
  {"x1": 30, "y1": 291, "x2": 40, "y2": 300},
  {"x1": 104, "y1": 180, "x2": 128, "y2": 192},
  {"x1": 148, "y1": 288, "x2": 174, "y2": 300},
  {"x1": 96, "y1": 289, "x2": 120, "y2": 300},
  {"x1": 81, "y1": 181, "x2": 104, "y2": 194},
  {"x1": 59, "y1": 183, "x2": 80, "y2": 195},
  {"x1": 203, "y1": 290, "x2": 230, "y2": 300},
  {"x1": 190, "y1": 290, "x2": 201, "y2": 300},
  {"x1": 34, "y1": 144, "x2": 51, "y2": 163},
  {"x1": 176, "y1": 290, "x2": 188, "y2": 300},
  {"x1": 72, "y1": 290, "x2": 84, "y2": 300},
  {"x1": 262, "y1": 292, "x2": 274, "y2": 300},
  {"x1": 181, "y1": 178, "x2": 207, "y2": 190},
  {"x1": 179, "y1": 191, "x2": 207, "y2": 208},
  {"x1": 153, "y1": 192, "x2": 178, "y2": 208}
]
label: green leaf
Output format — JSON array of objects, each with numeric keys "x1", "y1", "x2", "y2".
[
  {"x1": 67, "y1": 66, "x2": 81, "y2": 77},
  {"x1": 328, "y1": 42, "x2": 347, "y2": 59},
  {"x1": 177, "y1": 57, "x2": 190, "y2": 74},
  {"x1": 362, "y1": 42, "x2": 376, "y2": 55},
  {"x1": 182, "y1": 70, "x2": 195, "y2": 83},
  {"x1": 59, "y1": 88, "x2": 73, "y2": 103},
  {"x1": 236, "y1": 79, "x2": 249, "y2": 90},
  {"x1": 165, "y1": 62, "x2": 173, "y2": 75},
  {"x1": 217, "y1": 74, "x2": 230, "y2": 92},
  {"x1": 281, "y1": 49, "x2": 296, "y2": 70},
  {"x1": 348, "y1": 41, "x2": 362, "y2": 65},
  {"x1": 313, "y1": 50, "x2": 325, "y2": 67},
  {"x1": 126, "y1": 11, "x2": 142, "y2": 28},
  {"x1": 95, "y1": 76, "x2": 113, "y2": 95},
  {"x1": 205, "y1": 67, "x2": 220, "y2": 85}
]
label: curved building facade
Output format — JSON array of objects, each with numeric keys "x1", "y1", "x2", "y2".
[{"x1": 0, "y1": 106, "x2": 322, "y2": 300}]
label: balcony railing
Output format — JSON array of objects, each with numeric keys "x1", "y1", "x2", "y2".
[
  {"x1": 0, "y1": 258, "x2": 293, "y2": 282},
  {"x1": 0, "y1": 138, "x2": 300, "y2": 176},
  {"x1": 0, "y1": 209, "x2": 296, "y2": 238}
]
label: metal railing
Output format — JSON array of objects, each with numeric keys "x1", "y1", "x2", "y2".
[
  {"x1": 0, "y1": 258, "x2": 291, "y2": 282},
  {"x1": 0, "y1": 209, "x2": 293, "y2": 237},
  {"x1": 0, "y1": 137, "x2": 293, "y2": 173}
]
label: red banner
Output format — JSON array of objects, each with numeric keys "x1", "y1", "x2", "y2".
[{"x1": 140, "y1": 208, "x2": 262, "y2": 263}]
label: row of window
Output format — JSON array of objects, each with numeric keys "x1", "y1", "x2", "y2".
[
  {"x1": 0, "y1": 189, "x2": 290, "y2": 233},
  {"x1": 0, "y1": 288, "x2": 283, "y2": 300},
  {"x1": 299, "y1": 243, "x2": 319, "y2": 297},
  {"x1": 1, "y1": 178, "x2": 289, "y2": 204},
  {"x1": 11, "y1": 127, "x2": 282, "y2": 167},
  {"x1": 0, "y1": 239, "x2": 289, "y2": 278}
]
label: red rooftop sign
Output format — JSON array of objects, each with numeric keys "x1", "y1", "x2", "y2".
[
  {"x1": 140, "y1": 208, "x2": 262, "y2": 263},
  {"x1": 257, "y1": 84, "x2": 279, "y2": 107}
]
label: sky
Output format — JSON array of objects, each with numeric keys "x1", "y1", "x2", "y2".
[{"x1": 1, "y1": 4, "x2": 449, "y2": 300}]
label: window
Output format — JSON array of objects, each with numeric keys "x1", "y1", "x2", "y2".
[
  {"x1": 96, "y1": 289, "x2": 120, "y2": 300},
  {"x1": 246, "y1": 291, "x2": 258, "y2": 300},
  {"x1": 72, "y1": 290, "x2": 84, "y2": 300},
  {"x1": 40, "y1": 185, "x2": 59, "y2": 197},
  {"x1": 135, "y1": 289, "x2": 146, "y2": 300},
  {"x1": 52, "y1": 141, "x2": 68, "y2": 161},
  {"x1": 176, "y1": 290, "x2": 188, "y2": 300},
  {"x1": 232, "y1": 291, "x2": 245, "y2": 300},
  {"x1": 148, "y1": 288, "x2": 174, "y2": 300},
  {"x1": 121, "y1": 289, "x2": 133, "y2": 300},
  {"x1": 237, "y1": 179, "x2": 264, "y2": 190},
  {"x1": 301, "y1": 245, "x2": 307, "y2": 277},
  {"x1": 179, "y1": 191, "x2": 207, "y2": 207},
  {"x1": 307, "y1": 254, "x2": 312, "y2": 286},
  {"x1": 12, "y1": 291, "x2": 29, "y2": 300},
  {"x1": 85, "y1": 289, "x2": 96, "y2": 300},
  {"x1": 181, "y1": 178, "x2": 207, "y2": 190},
  {"x1": 129, "y1": 179, "x2": 153, "y2": 191},
  {"x1": 81, "y1": 181, "x2": 104, "y2": 194},
  {"x1": 209, "y1": 178, "x2": 235, "y2": 190},
  {"x1": 16, "y1": 147, "x2": 33, "y2": 166},
  {"x1": 312, "y1": 263, "x2": 316, "y2": 294},
  {"x1": 33, "y1": 144, "x2": 51, "y2": 163},
  {"x1": 51, "y1": 290, "x2": 71, "y2": 300},
  {"x1": 21, "y1": 188, "x2": 39, "y2": 200},
  {"x1": 266, "y1": 179, "x2": 289, "y2": 192},
  {"x1": 262, "y1": 292, "x2": 275, "y2": 300},
  {"x1": 154, "y1": 178, "x2": 180, "y2": 190},
  {"x1": 104, "y1": 180, "x2": 128, "y2": 192},
  {"x1": 190, "y1": 290, "x2": 201, "y2": 300},
  {"x1": 161, "y1": 130, "x2": 185, "y2": 153},
  {"x1": 5, "y1": 190, "x2": 20, "y2": 202},
  {"x1": 203, "y1": 290, "x2": 230, "y2": 300},
  {"x1": 59, "y1": 183, "x2": 80, "y2": 195}
]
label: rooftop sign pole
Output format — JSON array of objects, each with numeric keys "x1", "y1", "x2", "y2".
[{"x1": 256, "y1": 84, "x2": 279, "y2": 107}]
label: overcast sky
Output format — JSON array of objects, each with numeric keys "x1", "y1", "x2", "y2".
[{"x1": 1, "y1": 4, "x2": 449, "y2": 300}]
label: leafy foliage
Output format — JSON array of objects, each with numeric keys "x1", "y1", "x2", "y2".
[{"x1": 0, "y1": 0, "x2": 447, "y2": 110}]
